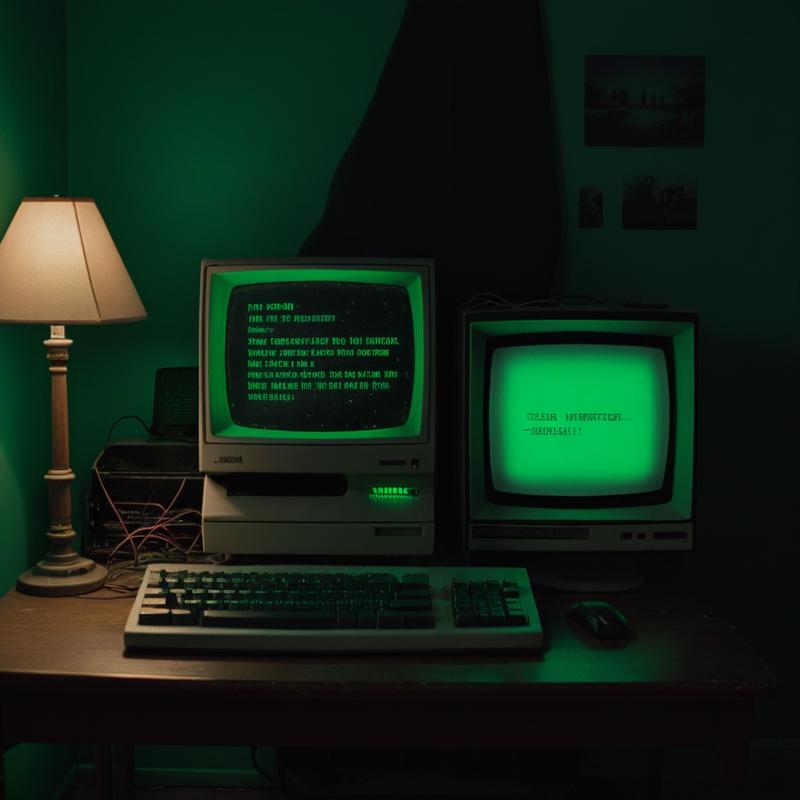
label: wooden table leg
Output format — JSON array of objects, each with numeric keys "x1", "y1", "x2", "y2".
[
  {"x1": 95, "y1": 744, "x2": 112, "y2": 800},
  {"x1": 714, "y1": 703, "x2": 754, "y2": 800},
  {"x1": 1, "y1": 744, "x2": 7, "y2": 800},
  {"x1": 646, "y1": 749, "x2": 664, "y2": 800},
  {"x1": 116, "y1": 744, "x2": 135, "y2": 800}
]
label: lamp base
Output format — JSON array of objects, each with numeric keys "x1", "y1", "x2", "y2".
[{"x1": 17, "y1": 557, "x2": 108, "y2": 597}]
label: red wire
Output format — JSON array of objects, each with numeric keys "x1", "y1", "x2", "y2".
[
  {"x1": 136, "y1": 508, "x2": 200, "y2": 553},
  {"x1": 133, "y1": 477, "x2": 186, "y2": 553},
  {"x1": 93, "y1": 467, "x2": 200, "y2": 564}
]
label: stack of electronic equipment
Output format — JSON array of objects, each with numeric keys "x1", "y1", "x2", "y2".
[{"x1": 87, "y1": 367, "x2": 202, "y2": 561}]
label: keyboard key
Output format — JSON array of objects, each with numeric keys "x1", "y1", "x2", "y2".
[
  {"x1": 378, "y1": 610, "x2": 406, "y2": 628},
  {"x1": 399, "y1": 574, "x2": 430, "y2": 589},
  {"x1": 338, "y1": 611, "x2": 359, "y2": 629},
  {"x1": 141, "y1": 597, "x2": 168, "y2": 608},
  {"x1": 201, "y1": 609, "x2": 338, "y2": 629},
  {"x1": 358, "y1": 610, "x2": 378, "y2": 629},
  {"x1": 388, "y1": 597, "x2": 433, "y2": 611},
  {"x1": 401, "y1": 612, "x2": 435, "y2": 629},
  {"x1": 138, "y1": 608, "x2": 171, "y2": 625},
  {"x1": 454, "y1": 610, "x2": 480, "y2": 627}
]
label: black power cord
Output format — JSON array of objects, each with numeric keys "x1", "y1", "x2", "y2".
[{"x1": 104, "y1": 414, "x2": 151, "y2": 448}]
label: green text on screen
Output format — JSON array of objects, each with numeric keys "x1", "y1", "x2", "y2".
[{"x1": 208, "y1": 269, "x2": 425, "y2": 440}]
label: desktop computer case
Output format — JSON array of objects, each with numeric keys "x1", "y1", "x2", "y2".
[{"x1": 201, "y1": 473, "x2": 434, "y2": 555}]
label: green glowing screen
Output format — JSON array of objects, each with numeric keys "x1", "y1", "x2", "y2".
[
  {"x1": 207, "y1": 268, "x2": 426, "y2": 440},
  {"x1": 488, "y1": 343, "x2": 670, "y2": 497}
]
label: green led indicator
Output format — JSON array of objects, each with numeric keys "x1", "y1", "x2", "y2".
[{"x1": 370, "y1": 486, "x2": 419, "y2": 498}]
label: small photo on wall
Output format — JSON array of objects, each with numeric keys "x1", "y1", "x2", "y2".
[
  {"x1": 585, "y1": 55, "x2": 705, "y2": 146},
  {"x1": 622, "y1": 176, "x2": 697, "y2": 230},
  {"x1": 579, "y1": 187, "x2": 604, "y2": 228}
]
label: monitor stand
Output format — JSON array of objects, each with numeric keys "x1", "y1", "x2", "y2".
[{"x1": 530, "y1": 553, "x2": 644, "y2": 593}]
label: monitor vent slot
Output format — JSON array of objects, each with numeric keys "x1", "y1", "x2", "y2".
[
  {"x1": 473, "y1": 525, "x2": 590, "y2": 540},
  {"x1": 374, "y1": 526, "x2": 423, "y2": 537}
]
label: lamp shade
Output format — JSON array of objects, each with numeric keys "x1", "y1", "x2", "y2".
[{"x1": 0, "y1": 197, "x2": 147, "y2": 324}]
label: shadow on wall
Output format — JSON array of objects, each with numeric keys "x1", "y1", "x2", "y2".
[
  {"x1": 300, "y1": 0, "x2": 561, "y2": 548},
  {"x1": 302, "y1": 0, "x2": 561, "y2": 311}
]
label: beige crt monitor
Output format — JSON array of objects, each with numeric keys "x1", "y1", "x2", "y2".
[
  {"x1": 199, "y1": 258, "x2": 435, "y2": 556},
  {"x1": 463, "y1": 307, "x2": 697, "y2": 555}
]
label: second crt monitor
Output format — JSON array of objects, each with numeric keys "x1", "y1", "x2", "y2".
[
  {"x1": 200, "y1": 259, "x2": 435, "y2": 556},
  {"x1": 463, "y1": 306, "x2": 697, "y2": 553}
]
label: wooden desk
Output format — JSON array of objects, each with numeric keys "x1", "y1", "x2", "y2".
[{"x1": 0, "y1": 583, "x2": 774, "y2": 800}]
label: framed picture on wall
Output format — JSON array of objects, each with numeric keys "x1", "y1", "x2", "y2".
[
  {"x1": 579, "y1": 187, "x2": 604, "y2": 228},
  {"x1": 585, "y1": 55, "x2": 705, "y2": 146},
  {"x1": 622, "y1": 176, "x2": 698, "y2": 230}
]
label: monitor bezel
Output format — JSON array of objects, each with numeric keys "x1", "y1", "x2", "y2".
[
  {"x1": 482, "y1": 331, "x2": 677, "y2": 509},
  {"x1": 199, "y1": 258, "x2": 435, "y2": 475}
]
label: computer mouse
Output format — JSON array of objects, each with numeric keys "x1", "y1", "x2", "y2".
[{"x1": 566, "y1": 600, "x2": 632, "y2": 641}]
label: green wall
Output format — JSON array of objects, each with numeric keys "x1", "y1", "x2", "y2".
[
  {"x1": 544, "y1": 0, "x2": 799, "y2": 736},
  {"x1": 0, "y1": 0, "x2": 66, "y2": 593},
  {"x1": 65, "y1": 0, "x2": 407, "y2": 534},
  {"x1": 0, "y1": 4, "x2": 77, "y2": 797}
]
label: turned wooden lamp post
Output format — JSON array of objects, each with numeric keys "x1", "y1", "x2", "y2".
[{"x1": 0, "y1": 197, "x2": 146, "y2": 596}]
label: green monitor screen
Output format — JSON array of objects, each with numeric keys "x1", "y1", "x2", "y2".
[
  {"x1": 487, "y1": 335, "x2": 674, "y2": 506},
  {"x1": 227, "y1": 281, "x2": 413, "y2": 432},
  {"x1": 205, "y1": 265, "x2": 428, "y2": 442}
]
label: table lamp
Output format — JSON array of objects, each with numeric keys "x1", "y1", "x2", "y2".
[{"x1": 0, "y1": 197, "x2": 147, "y2": 596}]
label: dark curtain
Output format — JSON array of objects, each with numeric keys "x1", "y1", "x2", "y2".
[{"x1": 300, "y1": 0, "x2": 561, "y2": 551}]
